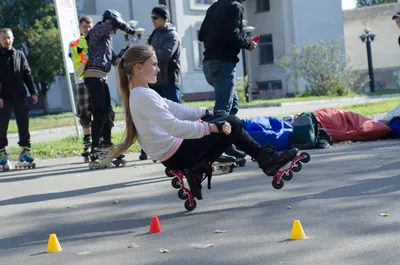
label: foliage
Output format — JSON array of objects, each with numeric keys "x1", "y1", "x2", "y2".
[
  {"x1": 0, "y1": 0, "x2": 64, "y2": 112},
  {"x1": 277, "y1": 40, "x2": 359, "y2": 97},
  {"x1": 355, "y1": 0, "x2": 397, "y2": 7},
  {"x1": 235, "y1": 76, "x2": 248, "y2": 104}
]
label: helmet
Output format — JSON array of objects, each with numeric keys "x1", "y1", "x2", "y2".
[
  {"x1": 127, "y1": 20, "x2": 138, "y2": 28},
  {"x1": 102, "y1": 9, "x2": 123, "y2": 21}
]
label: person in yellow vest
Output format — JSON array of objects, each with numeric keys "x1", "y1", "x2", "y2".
[{"x1": 69, "y1": 16, "x2": 93, "y2": 162}]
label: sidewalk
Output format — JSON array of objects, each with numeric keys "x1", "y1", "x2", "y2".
[{"x1": 8, "y1": 95, "x2": 395, "y2": 146}]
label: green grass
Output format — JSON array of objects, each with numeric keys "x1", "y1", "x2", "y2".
[
  {"x1": 342, "y1": 97, "x2": 400, "y2": 116},
  {"x1": 7, "y1": 90, "x2": 400, "y2": 134},
  {"x1": 6, "y1": 97, "x2": 400, "y2": 160},
  {"x1": 7, "y1": 131, "x2": 141, "y2": 161}
]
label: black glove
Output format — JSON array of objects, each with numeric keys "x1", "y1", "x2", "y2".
[{"x1": 209, "y1": 121, "x2": 227, "y2": 133}]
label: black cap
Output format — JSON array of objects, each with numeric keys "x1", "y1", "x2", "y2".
[
  {"x1": 152, "y1": 5, "x2": 170, "y2": 21},
  {"x1": 392, "y1": 11, "x2": 400, "y2": 19}
]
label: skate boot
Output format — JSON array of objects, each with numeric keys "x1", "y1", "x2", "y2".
[
  {"x1": 102, "y1": 142, "x2": 127, "y2": 167},
  {"x1": 15, "y1": 146, "x2": 36, "y2": 169},
  {"x1": 139, "y1": 149, "x2": 148, "y2": 160},
  {"x1": 213, "y1": 153, "x2": 237, "y2": 174},
  {"x1": 81, "y1": 134, "x2": 91, "y2": 163},
  {"x1": 0, "y1": 148, "x2": 11, "y2": 172},
  {"x1": 256, "y1": 145, "x2": 311, "y2": 190},
  {"x1": 88, "y1": 147, "x2": 114, "y2": 170},
  {"x1": 225, "y1": 144, "x2": 247, "y2": 167},
  {"x1": 256, "y1": 145, "x2": 298, "y2": 177}
]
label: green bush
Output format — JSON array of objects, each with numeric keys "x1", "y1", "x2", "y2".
[{"x1": 277, "y1": 40, "x2": 358, "y2": 97}]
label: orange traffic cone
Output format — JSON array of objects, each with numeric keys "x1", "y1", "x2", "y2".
[
  {"x1": 149, "y1": 216, "x2": 163, "y2": 233},
  {"x1": 46, "y1": 234, "x2": 62, "y2": 253}
]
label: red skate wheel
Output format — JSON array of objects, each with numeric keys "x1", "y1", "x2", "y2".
[
  {"x1": 171, "y1": 177, "x2": 182, "y2": 189},
  {"x1": 282, "y1": 171, "x2": 293, "y2": 181}
]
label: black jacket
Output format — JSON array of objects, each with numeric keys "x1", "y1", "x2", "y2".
[
  {"x1": 85, "y1": 18, "x2": 135, "y2": 73},
  {"x1": 147, "y1": 23, "x2": 181, "y2": 86},
  {"x1": 198, "y1": 0, "x2": 250, "y2": 64},
  {"x1": 0, "y1": 46, "x2": 36, "y2": 100}
]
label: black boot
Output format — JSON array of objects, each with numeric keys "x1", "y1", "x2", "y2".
[
  {"x1": 225, "y1": 144, "x2": 246, "y2": 158},
  {"x1": 215, "y1": 153, "x2": 236, "y2": 163},
  {"x1": 256, "y1": 145, "x2": 298, "y2": 176},
  {"x1": 139, "y1": 149, "x2": 148, "y2": 160},
  {"x1": 184, "y1": 160, "x2": 213, "y2": 200}
]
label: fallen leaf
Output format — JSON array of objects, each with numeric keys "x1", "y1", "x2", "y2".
[
  {"x1": 287, "y1": 206, "x2": 291, "y2": 209},
  {"x1": 379, "y1": 213, "x2": 388, "y2": 217},
  {"x1": 66, "y1": 206, "x2": 77, "y2": 209},
  {"x1": 215, "y1": 230, "x2": 230, "y2": 234},
  {"x1": 159, "y1": 248, "x2": 169, "y2": 253},
  {"x1": 112, "y1": 200, "x2": 122, "y2": 204},
  {"x1": 128, "y1": 243, "x2": 139, "y2": 248},
  {"x1": 191, "y1": 244, "x2": 215, "y2": 249}
]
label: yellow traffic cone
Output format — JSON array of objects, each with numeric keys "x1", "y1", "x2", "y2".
[
  {"x1": 289, "y1": 220, "x2": 306, "y2": 240},
  {"x1": 46, "y1": 234, "x2": 62, "y2": 253}
]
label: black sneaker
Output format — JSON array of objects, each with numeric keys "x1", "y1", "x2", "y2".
[
  {"x1": 216, "y1": 153, "x2": 236, "y2": 163},
  {"x1": 139, "y1": 149, "x2": 148, "y2": 160},
  {"x1": 257, "y1": 145, "x2": 298, "y2": 176},
  {"x1": 225, "y1": 145, "x2": 246, "y2": 158}
]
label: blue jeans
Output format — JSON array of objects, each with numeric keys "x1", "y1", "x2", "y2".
[
  {"x1": 151, "y1": 84, "x2": 181, "y2": 103},
  {"x1": 203, "y1": 60, "x2": 238, "y2": 115}
]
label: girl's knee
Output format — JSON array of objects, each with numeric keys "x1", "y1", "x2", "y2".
[{"x1": 226, "y1": 115, "x2": 242, "y2": 131}]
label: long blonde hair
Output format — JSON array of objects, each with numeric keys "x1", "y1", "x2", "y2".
[{"x1": 108, "y1": 45, "x2": 156, "y2": 159}]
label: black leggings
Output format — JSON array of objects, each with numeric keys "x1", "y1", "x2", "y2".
[
  {"x1": 162, "y1": 115, "x2": 261, "y2": 170},
  {"x1": 0, "y1": 99, "x2": 30, "y2": 148},
  {"x1": 84, "y1": 77, "x2": 113, "y2": 147}
]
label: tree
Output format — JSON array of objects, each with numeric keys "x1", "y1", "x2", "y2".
[
  {"x1": 277, "y1": 40, "x2": 358, "y2": 97},
  {"x1": 0, "y1": 0, "x2": 64, "y2": 113},
  {"x1": 356, "y1": 0, "x2": 397, "y2": 7}
]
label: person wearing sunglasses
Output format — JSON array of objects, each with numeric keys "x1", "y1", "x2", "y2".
[{"x1": 139, "y1": 5, "x2": 182, "y2": 161}]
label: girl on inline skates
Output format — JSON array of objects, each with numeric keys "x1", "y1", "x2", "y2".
[{"x1": 108, "y1": 45, "x2": 300, "y2": 202}]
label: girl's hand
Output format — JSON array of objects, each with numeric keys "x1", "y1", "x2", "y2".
[{"x1": 222, "y1": 122, "x2": 231, "y2": 135}]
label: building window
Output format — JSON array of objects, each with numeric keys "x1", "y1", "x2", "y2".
[
  {"x1": 190, "y1": 0, "x2": 215, "y2": 10},
  {"x1": 196, "y1": 0, "x2": 213, "y2": 4},
  {"x1": 256, "y1": 0, "x2": 270, "y2": 12},
  {"x1": 259, "y1": 34, "x2": 274, "y2": 65},
  {"x1": 257, "y1": 80, "x2": 282, "y2": 90}
]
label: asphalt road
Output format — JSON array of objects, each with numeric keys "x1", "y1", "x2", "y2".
[{"x1": 0, "y1": 139, "x2": 399, "y2": 265}]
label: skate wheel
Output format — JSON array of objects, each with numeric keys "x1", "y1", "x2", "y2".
[
  {"x1": 32, "y1": 163, "x2": 36, "y2": 169},
  {"x1": 272, "y1": 179, "x2": 284, "y2": 189},
  {"x1": 300, "y1": 152, "x2": 311, "y2": 163},
  {"x1": 171, "y1": 177, "x2": 182, "y2": 189},
  {"x1": 221, "y1": 165, "x2": 232, "y2": 174},
  {"x1": 184, "y1": 199, "x2": 197, "y2": 211},
  {"x1": 282, "y1": 170, "x2": 293, "y2": 181},
  {"x1": 292, "y1": 162, "x2": 302, "y2": 172},
  {"x1": 165, "y1": 167, "x2": 175, "y2": 178},
  {"x1": 238, "y1": 159, "x2": 246, "y2": 167},
  {"x1": 178, "y1": 189, "x2": 189, "y2": 200},
  {"x1": 84, "y1": 157, "x2": 90, "y2": 163}
]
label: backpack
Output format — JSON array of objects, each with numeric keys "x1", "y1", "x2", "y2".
[{"x1": 290, "y1": 112, "x2": 333, "y2": 150}]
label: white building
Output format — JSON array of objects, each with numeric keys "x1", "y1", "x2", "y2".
[
  {"x1": 48, "y1": 0, "x2": 344, "y2": 112},
  {"x1": 343, "y1": 2, "x2": 400, "y2": 91}
]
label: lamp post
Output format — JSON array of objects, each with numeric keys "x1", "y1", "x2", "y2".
[
  {"x1": 359, "y1": 28, "x2": 376, "y2": 93},
  {"x1": 242, "y1": 21, "x2": 255, "y2": 102}
]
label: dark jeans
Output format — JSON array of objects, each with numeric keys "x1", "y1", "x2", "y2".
[
  {"x1": 151, "y1": 84, "x2": 180, "y2": 103},
  {"x1": 0, "y1": 98, "x2": 30, "y2": 148},
  {"x1": 84, "y1": 77, "x2": 112, "y2": 147},
  {"x1": 162, "y1": 115, "x2": 261, "y2": 170},
  {"x1": 203, "y1": 60, "x2": 239, "y2": 115}
]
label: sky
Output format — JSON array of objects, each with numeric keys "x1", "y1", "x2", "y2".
[{"x1": 342, "y1": 0, "x2": 356, "y2": 10}]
